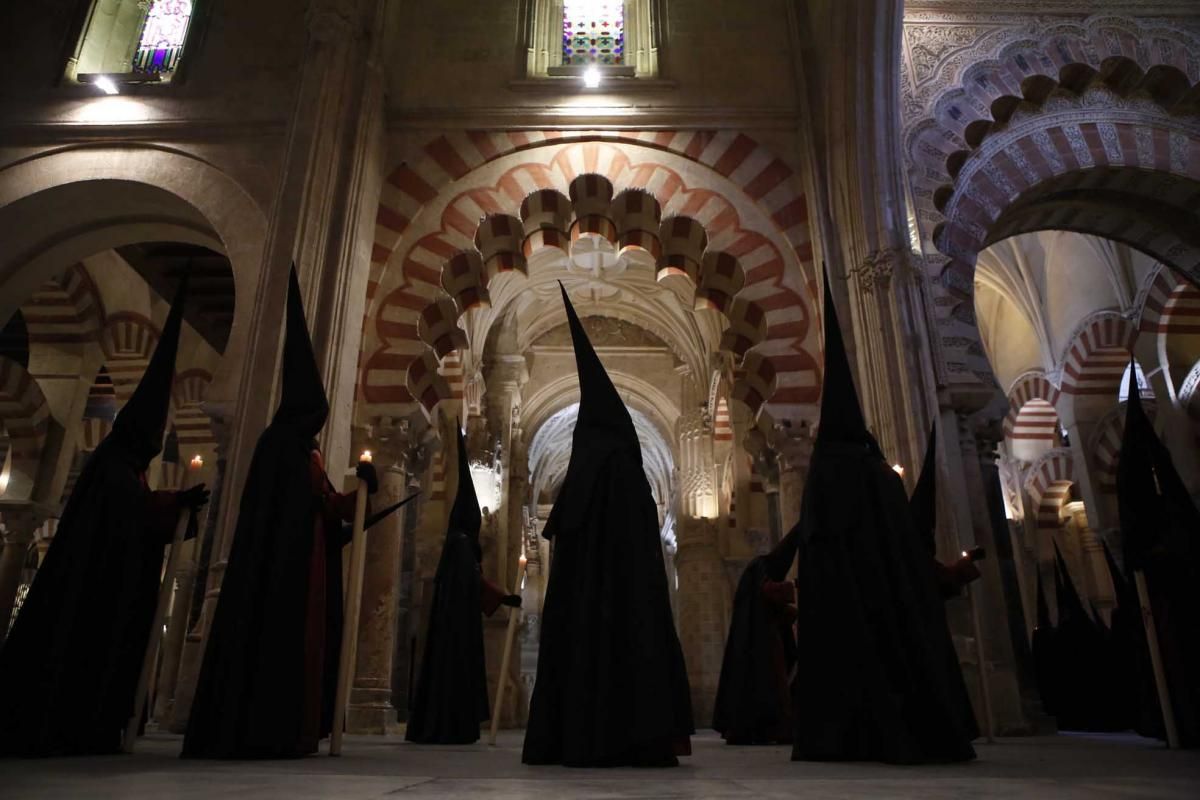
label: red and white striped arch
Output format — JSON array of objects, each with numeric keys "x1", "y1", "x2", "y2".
[
  {"x1": 364, "y1": 132, "x2": 816, "y2": 416},
  {"x1": 99, "y1": 312, "x2": 160, "y2": 404},
  {"x1": 1023, "y1": 449, "x2": 1076, "y2": 531},
  {"x1": 172, "y1": 368, "x2": 215, "y2": 447},
  {"x1": 1090, "y1": 399, "x2": 1158, "y2": 495},
  {"x1": 1003, "y1": 371, "x2": 1062, "y2": 440},
  {"x1": 20, "y1": 264, "x2": 104, "y2": 347},
  {"x1": 1059, "y1": 312, "x2": 1138, "y2": 398}
]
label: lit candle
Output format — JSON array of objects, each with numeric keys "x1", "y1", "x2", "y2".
[
  {"x1": 189, "y1": 454, "x2": 204, "y2": 470},
  {"x1": 962, "y1": 551, "x2": 969, "y2": 559},
  {"x1": 892, "y1": 464, "x2": 905, "y2": 478},
  {"x1": 519, "y1": 554, "x2": 528, "y2": 571},
  {"x1": 360, "y1": 450, "x2": 372, "y2": 464}
]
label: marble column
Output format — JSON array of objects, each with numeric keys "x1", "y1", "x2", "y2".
[
  {"x1": 772, "y1": 426, "x2": 813, "y2": 535},
  {"x1": 673, "y1": 516, "x2": 728, "y2": 728},
  {"x1": 947, "y1": 415, "x2": 1041, "y2": 734},
  {"x1": 347, "y1": 420, "x2": 410, "y2": 734}
]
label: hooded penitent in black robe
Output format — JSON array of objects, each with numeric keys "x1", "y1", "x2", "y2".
[
  {"x1": 1116, "y1": 365, "x2": 1200, "y2": 746},
  {"x1": 183, "y1": 268, "x2": 361, "y2": 759},
  {"x1": 908, "y1": 425, "x2": 980, "y2": 742},
  {"x1": 1049, "y1": 546, "x2": 1109, "y2": 731},
  {"x1": 1101, "y1": 541, "x2": 1158, "y2": 735},
  {"x1": 712, "y1": 529, "x2": 798, "y2": 745},
  {"x1": 0, "y1": 280, "x2": 191, "y2": 757},
  {"x1": 522, "y1": 285, "x2": 693, "y2": 767},
  {"x1": 790, "y1": 270, "x2": 975, "y2": 764},
  {"x1": 406, "y1": 423, "x2": 508, "y2": 744}
]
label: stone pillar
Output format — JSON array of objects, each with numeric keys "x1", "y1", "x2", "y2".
[
  {"x1": 673, "y1": 516, "x2": 727, "y2": 728},
  {"x1": 0, "y1": 515, "x2": 36, "y2": 640},
  {"x1": 347, "y1": 420, "x2": 411, "y2": 734},
  {"x1": 169, "y1": 409, "x2": 230, "y2": 733},
  {"x1": 771, "y1": 427, "x2": 813, "y2": 535},
  {"x1": 944, "y1": 414, "x2": 1040, "y2": 734},
  {"x1": 1066, "y1": 503, "x2": 1113, "y2": 613}
]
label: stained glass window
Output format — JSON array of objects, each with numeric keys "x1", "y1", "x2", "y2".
[
  {"x1": 563, "y1": 1, "x2": 625, "y2": 66},
  {"x1": 133, "y1": 0, "x2": 194, "y2": 75}
]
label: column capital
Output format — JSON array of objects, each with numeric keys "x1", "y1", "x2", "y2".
[
  {"x1": 306, "y1": 0, "x2": 359, "y2": 43},
  {"x1": 851, "y1": 247, "x2": 907, "y2": 294}
]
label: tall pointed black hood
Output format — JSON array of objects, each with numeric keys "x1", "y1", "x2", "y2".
[
  {"x1": 1116, "y1": 358, "x2": 1200, "y2": 573},
  {"x1": 816, "y1": 266, "x2": 869, "y2": 447},
  {"x1": 559, "y1": 283, "x2": 638, "y2": 450},
  {"x1": 447, "y1": 419, "x2": 481, "y2": 542},
  {"x1": 111, "y1": 274, "x2": 189, "y2": 465},
  {"x1": 272, "y1": 267, "x2": 329, "y2": 439},
  {"x1": 910, "y1": 424, "x2": 938, "y2": 556}
]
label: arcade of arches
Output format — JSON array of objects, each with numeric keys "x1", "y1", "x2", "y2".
[{"x1": 1, "y1": 0, "x2": 1198, "y2": 747}]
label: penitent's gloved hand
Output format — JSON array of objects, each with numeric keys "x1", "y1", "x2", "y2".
[
  {"x1": 178, "y1": 483, "x2": 210, "y2": 512},
  {"x1": 355, "y1": 462, "x2": 379, "y2": 494}
]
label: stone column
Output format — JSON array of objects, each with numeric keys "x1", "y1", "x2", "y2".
[
  {"x1": 0, "y1": 514, "x2": 36, "y2": 640},
  {"x1": 169, "y1": 409, "x2": 230, "y2": 733},
  {"x1": 674, "y1": 516, "x2": 728, "y2": 727},
  {"x1": 347, "y1": 420, "x2": 411, "y2": 734},
  {"x1": 771, "y1": 426, "x2": 813, "y2": 535},
  {"x1": 1067, "y1": 504, "x2": 1113, "y2": 613},
  {"x1": 944, "y1": 414, "x2": 1041, "y2": 734}
]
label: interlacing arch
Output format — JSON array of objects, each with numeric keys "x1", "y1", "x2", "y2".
[
  {"x1": 364, "y1": 133, "x2": 817, "y2": 419},
  {"x1": 903, "y1": 14, "x2": 1200, "y2": 382}
]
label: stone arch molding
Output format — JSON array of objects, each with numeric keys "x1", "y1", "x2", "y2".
[
  {"x1": 901, "y1": 13, "x2": 1200, "y2": 388},
  {"x1": 363, "y1": 133, "x2": 819, "y2": 422},
  {"x1": 0, "y1": 144, "x2": 268, "y2": 398}
]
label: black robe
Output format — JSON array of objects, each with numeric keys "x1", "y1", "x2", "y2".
[
  {"x1": 183, "y1": 266, "x2": 354, "y2": 759},
  {"x1": 405, "y1": 532, "x2": 495, "y2": 744},
  {"x1": 712, "y1": 554, "x2": 797, "y2": 744},
  {"x1": 790, "y1": 443, "x2": 977, "y2": 763},
  {"x1": 1030, "y1": 570, "x2": 1058, "y2": 718},
  {"x1": 1048, "y1": 551, "x2": 1109, "y2": 731},
  {"x1": 0, "y1": 440, "x2": 179, "y2": 756},
  {"x1": 1116, "y1": 372, "x2": 1200, "y2": 746},
  {"x1": 0, "y1": 277, "x2": 188, "y2": 758},
  {"x1": 790, "y1": 269, "x2": 974, "y2": 764},
  {"x1": 522, "y1": 285, "x2": 693, "y2": 767}
]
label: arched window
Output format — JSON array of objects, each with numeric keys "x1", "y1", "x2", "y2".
[
  {"x1": 563, "y1": 1, "x2": 625, "y2": 66},
  {"x1": 68, "y1": 0, "x2": 197, "y2": 85},
  {"x1": 524, "y1": 0, "x2": 660, "y2": 80}
]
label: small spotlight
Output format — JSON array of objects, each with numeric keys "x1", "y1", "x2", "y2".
[
  {"x1": 583, "y1": 66, "x2": 601, "y2": 88},
  {"x1": 94, "y1": 76, "x2": 119, "y2": 95}
]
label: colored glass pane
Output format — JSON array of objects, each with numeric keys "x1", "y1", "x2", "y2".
[
  {"x1": 133, "y1": 0, "x2": 194, "y2": 74},
  {"x1": 563, "y1": 0, "x2": 624, "y2": 66}
]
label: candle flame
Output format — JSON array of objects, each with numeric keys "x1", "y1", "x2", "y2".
[
  {"x1": 892, "y1": 464, "x2": 905, "y2": 477},
  {"x1": 360, "y1": 450, "x2": 373, "y2": 463},
  {"x1": 189, "y1": 454, "x2": 204, "y2": 469}
]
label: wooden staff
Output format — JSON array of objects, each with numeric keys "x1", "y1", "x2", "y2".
[
  {"x1": 488, "y1": 555, "x2": 526, "y2": 746},
  {"x1": 330, "y1": 451, "x2": 372, "y2": 757},
  {"x1": 123, "y1": 457, "x2": 202, "y2": 753},
  {"x1": 1133, "y1": 569, "x2": 1180, "y2": 748},
  {"x1": 964, "y1": 576, "x2": 996, "y2": 743}
]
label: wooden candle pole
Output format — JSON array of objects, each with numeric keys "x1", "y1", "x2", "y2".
[
  {"x1": 488, "y1": 554, "x2": 526, "y2": 746},
  {"x1": 1134, "y1": 569, "x2": 1180, "y2": 748},
  {"x1": 123, "y1": 455, "x2": 202, "y2": 753},
  {"x1": 965, "y1": 576, "x2": 996, "y2": 743},
  {"x1": 330, "y1": 451, "x2": 372, "y2": 757}
]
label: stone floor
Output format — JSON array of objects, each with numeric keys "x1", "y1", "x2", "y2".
[{"x1": 2, "y1": 730, "x2": 1199, "y2": 799}]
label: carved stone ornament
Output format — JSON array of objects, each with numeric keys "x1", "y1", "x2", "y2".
[{"x1": 852, "y1": 248, "x2": 905, "y2": 294}]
